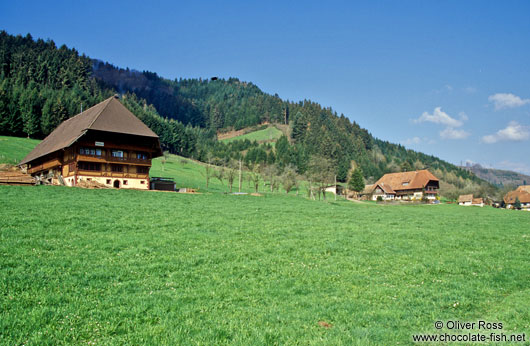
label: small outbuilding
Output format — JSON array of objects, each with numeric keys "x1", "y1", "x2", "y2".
[
  {"x1": 324, "y1": 184, "x2": 345, "y2": 196},
  {"x1": 472, "y1": 198, "x2": 484, "y2": 207},
  {"x1": 458, "y1": 194, "x2": 473, "y2": 206},
  {"x1": 150, "y1": 177, "x2": 176, "y2": 191}
]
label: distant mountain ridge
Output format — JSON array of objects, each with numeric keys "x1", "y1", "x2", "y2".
[{"x1": 460, "y1": 164, "x2": 530, "y2": 187}]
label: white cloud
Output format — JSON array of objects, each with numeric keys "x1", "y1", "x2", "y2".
[
  {"x1": 482, "y1": 121, "x2": 530, "y2": 143},
  {"x1": 488, "y1": 93, "x2": 530, "y2": 110},
  {"x1": 440, "y1": 127, "x2": 470, "y2": 139},
  {"x1": 413, "y1": 107, "x2": 463, "y2": 128}
]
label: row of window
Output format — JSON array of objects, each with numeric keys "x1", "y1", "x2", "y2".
[
  {"x1": 77, "y1": 162, "x2": 148, "y2": 173},
  {"x1": 79, "y1": 148, "x2": 149, "y2": 159},
  {"x1": 87, "y1": 179, "x2": 146, "y2": 185},
  {"x1": 80, "y1": 148, "x2": 102, "y2": 156}
]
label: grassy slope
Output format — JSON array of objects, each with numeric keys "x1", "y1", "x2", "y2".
[
  {"x1": 1, "y1": 185, "x2": 529, "y2": 345},
  {"x1": 0, "y1": 135, "x2": 41, "y2": 164},
  {"x1": 221, "y1": 126, "x2": 283, "y2": 144}
]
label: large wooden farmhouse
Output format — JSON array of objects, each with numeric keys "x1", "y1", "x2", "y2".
[
  {"x1": 19, "y1": 96, "x2": 162, "y2": 189},
  {"x1": 504, "y1": 185, "x2": 530, "y2": 210},
  {"x1": 369, "y1": 169, "x2": 439, "y2": 201}
]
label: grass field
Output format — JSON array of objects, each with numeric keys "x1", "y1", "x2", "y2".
[
  {"x1": 1, "y1": 135, "x2": 529, "y2": 344},
  {"x1": 0, "y1": 135, "x2": 41, "y2": 164},
  {"x1": 221, "y1": 126, "x2": 283, "y2": 145},
  {"x1": 1, "y1": 185, "x2": 529, "y2": 345}
]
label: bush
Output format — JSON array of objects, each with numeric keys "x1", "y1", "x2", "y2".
[{"x1": 376, "y1": 196, "x2": 383, "y2": 202}]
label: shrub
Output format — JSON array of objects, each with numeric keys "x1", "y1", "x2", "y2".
[{"x1": 376, "y1": 196, "x2": 383, "y2": 202}]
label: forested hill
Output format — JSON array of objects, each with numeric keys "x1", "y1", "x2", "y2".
[
  {"x1": 460, "y1": 164, "x2": 530, "y2": 187},
  {"x1": 0, "y1": 31, "x2": 494, "y2": 196}
]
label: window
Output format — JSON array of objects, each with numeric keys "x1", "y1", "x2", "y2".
[
  {"x1": 112, "y1": 150, "x2": 124, "y2": 158},
  {"x1": 111, "y1": 165, "x2": 123, "y2": 172},
  {"x1": 78, "y1": 162, "x2": 101, "y2": 171},
  {"x1": 106, "y1": 179, "x2": 111, "y2": 184},
  {"x1": 140, "y1": 180, "x2": 145, "y2": 184},
  {"x1": 137, "y1": 166, "x2": 149, "y2": 174},
  {"x1": 137, "y1": 152, "x2": 148, "y2": 160},
  {"x1": 402, "y1": 182, "x2": 409, "y2": 186},
  {"x1": 79, "y1": 148, "x2": 101, "y2": 156},
  {"x1": 123, "y1": 180, "x2": 128, "y2": 185}
]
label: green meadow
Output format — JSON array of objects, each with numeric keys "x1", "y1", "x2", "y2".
[
  {"x1": 1, "y1": 136, "x2": 529, "y2": 344},
  {"x1": 220, "y1": 126, "x2": 283, "y2": 145},
  {"x1": 0, "y1": 135, "x2": 41, "y2": 165}
]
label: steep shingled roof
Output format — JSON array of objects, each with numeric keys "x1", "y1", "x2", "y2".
[
  {"x1": 504, "y1": 186, "x2": 530, "y2": 204},
  {"x1": 373, "y1": 170, "x2": 439, "y2": 192},
  {"x1": 20, "y1": 97, "x2": 159, "y2": 165}
]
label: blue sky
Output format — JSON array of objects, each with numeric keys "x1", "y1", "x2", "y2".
[{"x1": 1, "y1": 0, "x2": 530, "y2": 173}]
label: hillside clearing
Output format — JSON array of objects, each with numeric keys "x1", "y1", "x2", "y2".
[{"x1": 220, "y1": 126, "x2": 283, "y2": 145}]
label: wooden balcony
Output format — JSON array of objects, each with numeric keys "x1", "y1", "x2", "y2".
[{"x1": 77, "y1": 154, "x2": 151, "y2": 166}]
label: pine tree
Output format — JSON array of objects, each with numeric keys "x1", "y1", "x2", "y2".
[
  {"x1": 349, "y1": 167, "x2": 365, "y2": 194},
  {"x1": 20, "y1": 85, "x2": 40, "y2": 138}
]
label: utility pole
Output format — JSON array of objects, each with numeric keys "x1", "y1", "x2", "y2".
[
  {"x1": 238, "y1": 159, "x2": 242, "y2": 192},
  {"x1": 334, "y1": 175, "x2": 337, "y2": 201}
]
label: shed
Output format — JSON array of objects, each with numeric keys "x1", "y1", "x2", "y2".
[
  {"x1": 458, "y1": 194, "x2": 473, "y2": 206},
  {"x1": 150, "y1": 177, "x2": 176, "y2": 191}
]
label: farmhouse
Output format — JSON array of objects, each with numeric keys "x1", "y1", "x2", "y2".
[
  {"x1": 503, "y1": 185, "x2": 530, "y2": 210},
  {"x1": 19, "y1": 96, "x2": 162, "y2": 189},
  {"x1": 324, "y1": 184, "x2": 345, "y2": 196},
  {"x1": 369, "y1": 170, "x2": 439, "y2": 201}
]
